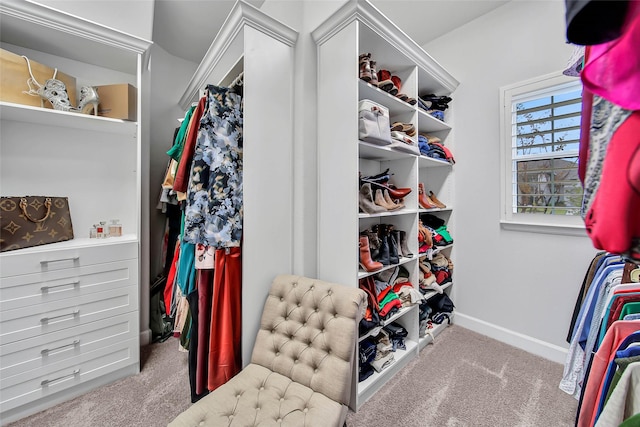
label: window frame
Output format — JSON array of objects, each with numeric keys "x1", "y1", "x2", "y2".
[{"x1": 499, "y1": 71, "x2": 587, "y2": 236}]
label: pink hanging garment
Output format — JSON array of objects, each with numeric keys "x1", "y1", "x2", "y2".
[
  {"x1": 584, "y1": 111, "x2": 640, "y2": 260},
  {"x1": 581, "y1": 0, "x2": 640, "y2": 110}
]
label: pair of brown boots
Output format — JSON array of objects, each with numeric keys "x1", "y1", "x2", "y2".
[{"x1": 418, "y1": 183, "x2": 446, "y2": 209}]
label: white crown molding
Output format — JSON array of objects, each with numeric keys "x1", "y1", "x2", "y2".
[
  {"x1": 0, "y1": 0, "x2": 152, "y2": 55},
  {"x1": 311, "y1": 0, "x2": 459, "y2": 93},
  {"x1": 179, "y1": 0, "x2": 298, "y2": 110}
]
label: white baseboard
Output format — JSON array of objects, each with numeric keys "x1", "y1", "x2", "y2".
[
  {"x1": 454, "y1": 312, "x2": 568, "y2": 364},
  {"x1": 140, "y1": 328, "x2": 152, "y2": 346}
]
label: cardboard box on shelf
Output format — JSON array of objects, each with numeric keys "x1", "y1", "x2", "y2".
[
  {"x1": 95, "y1": 84, "x2": 137, "y2": 121},
  {"x1": 0, "y1": 48, "x2": 77, "y2": 109}
]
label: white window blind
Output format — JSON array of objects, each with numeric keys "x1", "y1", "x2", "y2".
[
  {"x1": 500, "y1": 73, "x2": 586, "y2": 233},
  {"x1": 511, "y1": 82, "x2": 583, "y2": 215}
]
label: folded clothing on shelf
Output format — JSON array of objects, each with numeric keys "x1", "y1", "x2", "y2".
[{"x1": 418, "y1": 135, "x2": 455, "y2": 164}]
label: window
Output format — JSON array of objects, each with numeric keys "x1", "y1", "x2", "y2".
[{"x1": 500, "y1": 72, "x2": 586, "y2": 234}]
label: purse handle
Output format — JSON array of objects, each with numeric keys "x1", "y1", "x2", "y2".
[{"x1": 20, "y1": 197, "x2": 52, "y2": 223}]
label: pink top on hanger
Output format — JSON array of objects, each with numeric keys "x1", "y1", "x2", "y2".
[{"x1": 581, "y1": 0, "x2": 640, "y2": 110}]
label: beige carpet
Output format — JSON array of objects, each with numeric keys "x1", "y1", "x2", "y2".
[
  {"x1": 6, "y1": 325, "x2": 577, "y2": 427},
  {"x1": 346, "y1": 325, "x2": 578, "y2": 427}
]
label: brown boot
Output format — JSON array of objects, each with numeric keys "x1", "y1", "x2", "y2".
[
  {"x1": 383, "y1": 189, "x2": 404, "y2": 210},
  {"x1": 418, "y1": 183, "x2": 436, "y2": 209},
  {"x1": 428, "y1": 190, "x2": 446, "y2": 209},
  {"x1": 359, "y1": 235, "x2": 383, "y2": 272}
]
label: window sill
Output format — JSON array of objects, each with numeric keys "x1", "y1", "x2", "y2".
[{"x1": 500, "y1": 220, "x2": 588, "y2": 237}]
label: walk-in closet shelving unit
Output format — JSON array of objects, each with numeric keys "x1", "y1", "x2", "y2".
[
  {"x1": 0, "y1": 0, "x2": 151, "y2": 423},
  {"x1": 177, "y1": 0, "x2": 298, "y2": 367},
  {"x1": 313, "y1": 0, "x2": 458, "y2": 409}
]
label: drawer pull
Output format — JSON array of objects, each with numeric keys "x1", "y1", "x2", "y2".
[
  {"x1": 41, "y1": 369, "x2": 80, "y2": 387},
  {"x1": 40, "y1": 310, "x2": 79, "y2": 323},
  {"x1": 41, "y1": 339, "x2": 80, "y2": 355},
  {"x1": 41, "y1": 280, "x2": 80, "y2": 292},
  {"x1": 40, "y1": 256, "x2": 79, "y2": 265}
]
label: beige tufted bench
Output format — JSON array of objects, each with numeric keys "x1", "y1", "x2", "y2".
[{"x1": 168, "y1": 274, "x2": 367, "y2": 427}]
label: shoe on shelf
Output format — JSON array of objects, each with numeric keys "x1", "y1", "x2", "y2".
[
  {"x1": 37, "y1": 78, "x2": 76, "y2": 111},
  {"x1": 77, "y1": 86, "x2": 100, "y2": 116},
  {"x1": 359, "y1": 53, "x2": 372, "y2": 82},
  {"x1": 383, "y1": 189, "x2": 404, "y2": 210},
  {"x1": 377, "y1": 69, "x2": 395, "y2": 93},
  {"x1": 369, "y1": 60, "x2": 379, "y2": 86},
  {"x1": 378, "y1": 224, "x2": 399, "y2": 265},
  {"x1": 361, "y1": 179, "x2": 412, "y2": 200},
  {"x1": 397, "y1": 230, "x2": 413, "y2": 258},
  {"x1": 361, "y1": 168, "x2": 391, "y2": 182},
  {"x1": 374, "y1": 189, "x2": 399, "y2": 211},
  {"x1": 390, "y1": 75, "x2": 401, "y2": 96},
  {"x1": 360, "y1": 235, "x2": 383, "y2": 272},
  {"x1": 418, "y1": 183, "x2": 437, "y2": 209},
  {"x1": 428, "y1": 191, "x2": 446, "y2": 209},
  {"x1": 359, "y1": 183, "x2": 386, "y2": 214},
  {"x1": 390, "y1": 122, "x2": 416, "y2": 137},
  {"x1": 361, "y1": 228, "x2": 381, "y2": 260}
]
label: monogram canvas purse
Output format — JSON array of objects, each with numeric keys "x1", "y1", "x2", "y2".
[{"x1": 0, "y1": 196, "x2": 74, "y2": 252}]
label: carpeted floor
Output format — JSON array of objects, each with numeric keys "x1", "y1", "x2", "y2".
[
  {"x1": 345, "y1": 326, "x2": 578, "y2": 427},
  {"x1": 6, "y1": 325, "x2": 577, "y2": 427}
]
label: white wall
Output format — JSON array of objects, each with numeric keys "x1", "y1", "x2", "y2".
[
  {"x1": 423, "y1": 0, "x2": 597, "y2": 362},
  {"x1": 33, "y1": 0, "x2": 154, "y2": 40}
]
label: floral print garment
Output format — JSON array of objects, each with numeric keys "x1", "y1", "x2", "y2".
[{"x1": 183, "y1": 84, "x2": 243, "y2": 248}]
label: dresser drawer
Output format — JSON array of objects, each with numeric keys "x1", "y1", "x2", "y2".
[
  {"x1": 0, "y1": 338, "x2": 139, "y2": 413},
  {"x1": 0, "y1": 311, "x2": 138, "y2": 379},
  {"x1": 0, "y1": 259, "x2": 137, "y2": 311},
  {"x1": 0, "y1": 239, "x2": 137, "y2": 278},
  {"x1": 0, "y1": 285, "x2": 138, "y2": 345}
]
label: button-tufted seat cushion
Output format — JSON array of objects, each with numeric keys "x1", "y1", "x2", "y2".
[{"x1": 168, "y1": 274, "x2": 367, "y2": 427}]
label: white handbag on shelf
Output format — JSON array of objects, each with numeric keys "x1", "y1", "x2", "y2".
[{"x1": 358, "y1": 99, "x2": 392, "y2": 146}]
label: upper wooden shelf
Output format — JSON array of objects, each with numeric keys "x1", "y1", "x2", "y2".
[{"x1": 0, "y1": 102, "x2": 138, "y2": 136}]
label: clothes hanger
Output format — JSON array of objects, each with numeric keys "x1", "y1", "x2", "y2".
[{"x1": 230, "y1": 71, "x2": 244, "y2": 88}]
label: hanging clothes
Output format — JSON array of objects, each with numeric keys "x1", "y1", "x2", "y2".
[
  {"x1": 196, "y1": 269, "x2": 214, "y2": 395},
  {"x1": 579, "y1": 0, "x2": 640, "y2": 111},
  {"x1": 583, "y1": 109, "x2": 640, "y2": 260},
  {"x1": 183, "y1": 84, "x2": 244, "y2": 248},
  {"x1": 207, "y1": 247, "x2": 242, "y2": 391},
  {"x1": 563, "y1": 255, "x2": 640, "y2": 427},
  {"x1": 577, "y1": 323, "x2": 640, "y2": 427},
  {"x1": 569, "y1": 1, "x2": 640, "y2": 261},
  {"x1": 173, "y1": 96, "x2": 207, "y2": 194}
]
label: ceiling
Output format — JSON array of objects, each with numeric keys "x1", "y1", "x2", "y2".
[{"x1": 153, "y1": 0, "x2": 509, "y2": 64}]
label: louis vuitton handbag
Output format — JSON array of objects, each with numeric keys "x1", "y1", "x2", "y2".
[{"x1": 0, "y1": 196, "x2": 74, "y2": 252}]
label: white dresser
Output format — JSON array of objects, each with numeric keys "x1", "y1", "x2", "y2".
[{"x1": 0, "y1": 239, "x2": 139, "y2": 420}]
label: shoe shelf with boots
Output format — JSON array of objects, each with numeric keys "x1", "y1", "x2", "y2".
[{"x1": 314, "y1": 0, "x2": 458, "y2": 411}]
